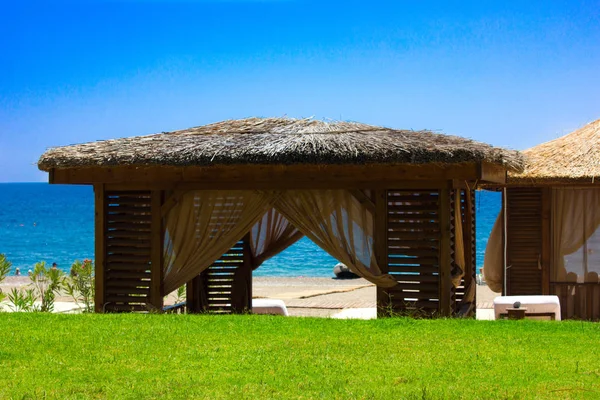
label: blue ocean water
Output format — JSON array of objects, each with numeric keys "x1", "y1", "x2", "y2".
[{"x1": 0, "y1": 183, "x2": 500, "y2": 277}]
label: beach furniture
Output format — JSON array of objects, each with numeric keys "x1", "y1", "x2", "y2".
[
  {"x1": 483, "y1": 118, "x2": 600, "y2": 320},
  {"x1": 493, "y1": 295, "x2": 561, "y2": 320},
  {"x1": 252, "y1": 299, "x2": 289, "y2": 316},
  {"x1": 37, "y1": 117, "x2": 521, "y2": 317}
]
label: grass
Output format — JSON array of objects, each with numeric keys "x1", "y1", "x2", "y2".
[{"x1": 0, "y1": 314, "x2": 599, "y2": 399}]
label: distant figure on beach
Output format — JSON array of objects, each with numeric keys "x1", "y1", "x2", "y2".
[
  {"x1": 51, "y1": 262, "x2": 58, "y2": 270},
  {"x1": 15, "y1": 267, "x2": 20, "y2": 276}
]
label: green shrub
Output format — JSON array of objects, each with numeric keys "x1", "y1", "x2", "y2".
[
  {"x1": 29, "y1": 261, "x2": 66, "y2": 312},
  {"x1": 6, "y1": 287, "x2": 36, "y2": 312},
  {"x1": 65, "y1": 259, "x2": 95, "y2": 312},
  {"x1": 0, "y1": 254, "x2": 11, "y2": 304}
]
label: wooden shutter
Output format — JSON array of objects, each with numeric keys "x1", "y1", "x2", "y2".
[
  {"x1": 103, "y1": 191, "x2": 154, "y2": 312},
  {"x1": 384, "y1": 190, "x2": 441, "y2": 316},
  {"x1": 197, "y1": 237, "x2": 252, "y2": 313},
  {"x1": 506, "y1": 188, "x2": 543, "y2": 295},
  {"x1": 451, "y1": 189, "x2": 476, "y2": 315}
]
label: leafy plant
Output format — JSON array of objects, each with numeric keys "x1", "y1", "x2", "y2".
[
  {"x1": 174, "y1": 284, "x2": 186, "y2": 305},
  {"x1": 65, "y1": 259, "x2": 95, "y2": 312},
  {"x1": 7, "y1": 287, "x2": 36, "y2": 312},
  {"x1": 0, "y1": 254, "x2": 11, "y2": 305},
  {"x1": 29, "y1": 261, "x2": 66, "y2": 312}
]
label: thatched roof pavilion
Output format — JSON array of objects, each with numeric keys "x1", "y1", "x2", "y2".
[
  {"x1": 509, "y1": 118, "x2": 600, "y2": 184},
  {"x1": 484, "y1": 117, "x2": 600, "y2": 320},
  {"x1": 39, "y1": 117, "x2": 522, "y2": 171},
  {"x1": 39, "y1": 117, "x2": 522, "y2": 317}
]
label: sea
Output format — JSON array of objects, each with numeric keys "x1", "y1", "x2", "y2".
[{"x1": 0, "y1": 183, "x2": 501, "y2": 277}]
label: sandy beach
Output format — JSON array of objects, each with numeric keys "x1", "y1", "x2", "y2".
[{"x1": 1, "y1": 275, "x2": 498, "y2": 317}]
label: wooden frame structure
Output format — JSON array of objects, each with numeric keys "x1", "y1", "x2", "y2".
[
  {"x1": 485, "y1": 118, "x2": 600, "y2": 320},
  {"x1": 38, "y1": 117, "x2": 521, "y2": 317},
  {"x1": 55, "y1": 164, "x2": 499, "y2": 316},
  {"x1": 489, "y1": 185, "x2": 600, "y2": 320}
]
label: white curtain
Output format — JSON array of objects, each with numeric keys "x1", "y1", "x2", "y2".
[
  {"x1": 162, "y1": 189, "x2": 403, "y2": 295},
  {"x1": 273, "y1": 190, "x2": 398, "y2": 288},
  {"x1": 249, "y1": 208, "x2": 304, "y2": 269},
  {"x1": 552, "y1": 188, "x2": 600, "y2": 282},
  {"x1": 483, "y1": 216, "x2": 504, "y2": 293},
  {"x1": 162, "y1": 190, "x2": 272, "y2": 294}
]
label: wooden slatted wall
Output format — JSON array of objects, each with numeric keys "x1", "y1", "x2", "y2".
[
  {"x1": 103, "y1": 191, "x2": 153, "y2": 312},
  {"x1": 506, "y1": 188, "x2": 543, "y2": 295},
  {"x1": 449, "y1": 190, "x2": 458, "y2": 311},
  {"x1": 450, "y1": 189, "x2": 476, "y2": 315},
  {"x1": 467, "y1": 189, "x2": 476, "y2": 311},
  {"x1": 197, "y1": 238, "x2": 252, "y2": 313},
  {"x1": 385, "y1": 190, "x2": 441, "y2": 316}
]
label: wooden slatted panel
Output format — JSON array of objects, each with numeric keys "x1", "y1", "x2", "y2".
[
  {"x1": 184, "y1": 194, "x2": 253, "y2": 314},
  {"x1": 506, "y1": 188, "x2": 543, "y2": 295},
  {"x1": 468, "y1": 189, "x2": 476, "y2": 310},
  {"x1": 199, "y1": 239, "x2": 251, "y2": 313},
  {"x1": 449, "y1": 189, "x2": 458, "y2": 311},
  {"x1": 551, "y1": 282, "x2": 600, "y2": 320},
  {"x1": 449, "y1": 189, "x2": 476, "y2": 314},
  {"x1": 385, "y1": 190, "x2": 441, "y2": 316},
  {"x1": 104, "y1": 191, "x2": 152, "y2": 312}
]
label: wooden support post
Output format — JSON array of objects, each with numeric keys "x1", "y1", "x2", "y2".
[
  {"x1": 150, "y1": 190, "x2": 164, "y2": 311},
  {"x1": 541, "y1": 188, "x2": 551, "y2": 295},
  {"x1": 439, "y1": 188, "x2": 452, "y2": 317},
  {"x1": 94, "y1": 184, "x2": 106, "y2": 313},
  {"x1": 374, "y1": 189, "x2": 390, "y2": 317},
  {"x1": 186, "y1": 276, "x2": 203, "y2": 314},
  {"x1": 231, "y1": 234, "x2": 253, "y2": 313},
  {"x1": 502, "y1": 188, "x2": 507, "y2": 296}
]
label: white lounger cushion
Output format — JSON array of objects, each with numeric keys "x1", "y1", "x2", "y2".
[
  {"x1": 252, "y1": 299, "x2": 289, "y2": 316},
  {"x1": 493, "y1": 295, "x2": 561, "y2": 320}
]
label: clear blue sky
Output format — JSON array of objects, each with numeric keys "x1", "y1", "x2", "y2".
[{"x1": 1, "y1": 0, "x2": 599, "y2": 182}]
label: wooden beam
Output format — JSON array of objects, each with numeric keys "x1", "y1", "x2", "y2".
[
  {"x1": 438, "y1": 188, "x2": 452, "y2": 317},
  {"x1": 373, "y1": 190, "x2": 389, "y2": 318},
  {"x1": 150, "y1": 190, "x2": 164, "y2": 311},
  {"x1": 94, "y1": 184, "x2": 106, "y2": 313},
  {"x1": 160, "y1": 190, "x2": 186, "y2": 218},
  {"x1": 51, "y1": 163, "x2": 483, "y2": 188},
  {"x1": 479, "y1": 162, "x2": 507, "y2": 184},
  {"x1": 104, "y1": 180, "x2": 457, "y2": 192},
  {"x1": 349, "y1": 189, "x2": 376, "y2": 214}
]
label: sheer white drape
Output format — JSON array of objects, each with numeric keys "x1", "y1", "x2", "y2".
[
  {"x1": 483, "y1": 216, "x2": 504, "y2": 293},
  {"x1": 162, "y1": 189, "x2": 404, "y2": 294},
  {"x1": 552, "y1": 188, "x2": 600, "y2": 282},
  {"x1": 248, "y1": 209, "x2": 304, "y2": 269},
  {"x1": 162, "y1": 190, "x2": 272, "y2": 294},
  {"x1": 273, "y1": 190, "x2": 398, "y2": 288}
]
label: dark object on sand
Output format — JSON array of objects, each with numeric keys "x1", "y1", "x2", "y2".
[{"x1": 333, "y1": 263, "x2": 359, "y2": 279}]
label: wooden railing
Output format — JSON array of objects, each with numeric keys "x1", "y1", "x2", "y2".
[{"x1": 551, "y1": 282, "x2": 600, "y2": 320}]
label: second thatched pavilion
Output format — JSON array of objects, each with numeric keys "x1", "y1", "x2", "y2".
[
  {"x1": 38, "y1": 117, "x2": 522, "y2": 317},
  {"x1": 484, "y1": 118, "x2": 600, "y2": 320}
]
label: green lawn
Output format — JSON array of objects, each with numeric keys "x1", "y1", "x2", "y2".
[{"x1": 1, "y1": 314, "x2": 599, "y2": 399}]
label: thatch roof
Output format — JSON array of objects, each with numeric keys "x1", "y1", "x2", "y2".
[
  {"x1": 510, "y1": 118, "x2": 600, "y2": 183},
  {"x1": 38, "y1": 117, "x2": 524, "y2": 172}
]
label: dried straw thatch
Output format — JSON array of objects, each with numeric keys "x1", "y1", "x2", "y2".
[
  {"x1": 510, "y1": 118, "x2": 600, "y2": 183},
  {"x1": 38, "y1": 117, "x2": 524, "y2": 171}
]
